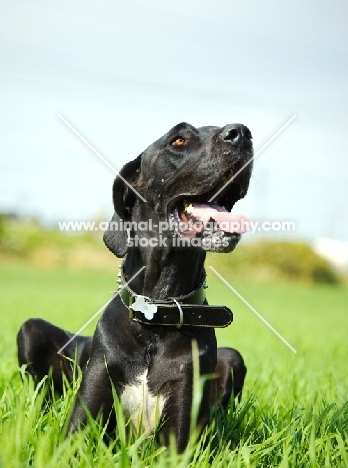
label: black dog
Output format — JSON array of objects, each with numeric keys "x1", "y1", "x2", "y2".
[{"x1": 17, "y1": 122, "x2": 252, "y2": 452}]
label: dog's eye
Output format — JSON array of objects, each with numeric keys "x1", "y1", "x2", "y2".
[{"x1": 171, "y1": 138, "x2": 186, "y2": 147}]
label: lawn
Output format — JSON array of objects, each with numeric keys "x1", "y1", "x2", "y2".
[{"x1": 0, "y1": 261, "x2": 347, "y2": 467}]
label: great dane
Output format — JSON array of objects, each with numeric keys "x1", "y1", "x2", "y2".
[{"x1": 17, "y1": 122, "x2": 252, "y2": 452}]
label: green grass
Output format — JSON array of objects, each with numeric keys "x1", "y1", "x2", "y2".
[{"x1": 0, "y1": 262, "x2": 347, "y2": 467}]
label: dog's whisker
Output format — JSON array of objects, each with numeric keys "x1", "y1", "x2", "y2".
[{"x1": 208, "y1": 115, "x2": 296, "y2": 202}]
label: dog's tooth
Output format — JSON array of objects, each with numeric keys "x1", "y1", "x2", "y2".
[{"x1": 186, "y1": 204, "x2": 194, "y2": 213}]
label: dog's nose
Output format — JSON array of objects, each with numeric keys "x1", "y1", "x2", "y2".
[{"x1": 221, "y1": 124, "x2": 252, "y2": 148}]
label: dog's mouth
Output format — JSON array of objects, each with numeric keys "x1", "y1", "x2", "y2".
[{"x1": 168, "y1": 167, "x2": 250, "y2": 252}]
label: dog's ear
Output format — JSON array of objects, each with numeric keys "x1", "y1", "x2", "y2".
[
  {"x1": 103, "y1": 155, "x2": 142, "y2": 258},
  {"x1": 113, "y1": 154, "x2": 142, "y2": 220},
  {"x1": 103, "y1": 212, "x2": 128, "y2": 258}
]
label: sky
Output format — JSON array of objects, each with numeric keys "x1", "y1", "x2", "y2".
[{"x1": 1, "y1": 0, "x2": 347, "y2": 243}]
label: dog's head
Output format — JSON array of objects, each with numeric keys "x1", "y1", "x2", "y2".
[{"x1": 104, "y1": 122, "x2": 253, "y2": 257}]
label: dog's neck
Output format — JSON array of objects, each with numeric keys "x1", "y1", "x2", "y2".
[{"x1": 122, "y1": 247, "x2": 207, "y2": 300}]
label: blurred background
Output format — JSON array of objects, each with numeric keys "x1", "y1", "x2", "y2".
[
  {"x1": 0, "y1": 2, "x2": 347, "y2": 412},
  {"x1": 1, "y1": 0, "x2": 348, "y2": 275}
]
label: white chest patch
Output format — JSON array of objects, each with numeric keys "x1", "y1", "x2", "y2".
[{"x1": 120, "y1": 370, "x2": 166, "y2": 433}]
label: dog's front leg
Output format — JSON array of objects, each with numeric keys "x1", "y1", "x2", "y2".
[
  {"x1": 160, "y1": 376, "x2": 193, "y2": 453},
  {"x1": 160, "y1": 374, "x2": 212, "y2": 453},
  {"x1": 67, "y1": 354, "x2": 117, "y2": 433}
]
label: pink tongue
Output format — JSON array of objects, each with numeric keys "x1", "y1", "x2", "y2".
[{"x1": 187, "y1": 203, "x2": 250, "y2": 234}]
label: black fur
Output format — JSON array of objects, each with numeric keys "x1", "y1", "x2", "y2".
[{"x1": 17, "y1": 122, "x2": 252, "y2": 452}]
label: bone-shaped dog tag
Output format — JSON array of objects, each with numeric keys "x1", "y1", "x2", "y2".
[{"x1": 131, "y1": 296, "x2": 158, "y2": 320}]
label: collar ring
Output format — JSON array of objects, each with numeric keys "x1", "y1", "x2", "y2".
[{"x1": 169, "y1": 297, "x2": 184, "y2": 329}]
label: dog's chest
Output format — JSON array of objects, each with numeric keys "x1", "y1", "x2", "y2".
[{"x1": 120, "y1": 370, "x2": 166, "y2": 433}]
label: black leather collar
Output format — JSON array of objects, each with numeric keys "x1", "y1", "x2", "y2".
[{"x1": 117, "y1": 263, "x2": 233, "y2": 328}]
